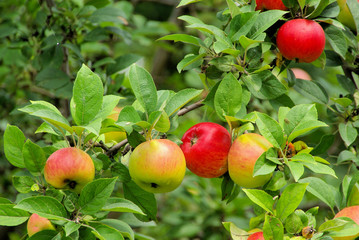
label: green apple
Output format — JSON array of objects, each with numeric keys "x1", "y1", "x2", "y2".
[
  {"x1": 44, "y1": 147, "x2": 95, "y2": 194},
  {"x1": 228, "y1": 133, "x2": 273, "y2": 188},
  {"x1": 128, "y1": 139, "x2": 186, "y2": 193},
  {"x1": 337, "y1": 0, "x2": 358, "y2": 31},
  {"x1": 27, "y1": 213, "x2": 55, "y2": 237}
]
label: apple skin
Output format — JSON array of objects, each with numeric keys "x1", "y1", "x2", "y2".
[
  {"x1": 228, "y1": 133, "x2": 273, "y2": 188},
  {"x1": 291, "y1": 68, "x2": 312, "y2": 81},
  {"x1": 248, "y1": 231, "x2": 264, "y2": 240},
  {"x1": 337, "y1": 0, "x2": 358, "y2": 31},
  {"x1": 128, "y1": 139, "x2": 186, "y2": 193},
  {"x1": 332, "y1": 206, "x2": 359, "y2": 240},
  {"x1": 27, "y1": 213, "x2": 55, "y2": 237},
  {"x1": 104, "y1": 107, "x2": 126, "y2": 144},
  {"x1": 44, "y1": 147, "x2": 95, "y2": 194},
  {"x1": 180, "y1": 122, "x2": 232, "y2": 178},
  {"x1": 276, "y1": 19, "x2": 326, "y2": 63},
  {"x1": 255, "y1": 0, "x2": 287, "y2": 10}
]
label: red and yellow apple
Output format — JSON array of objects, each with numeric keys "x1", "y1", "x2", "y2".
[
  {"x1": 128, "y1": 139, "x2": 186, "y2": 193},
  {"x1": 180, "y1": 122, "x2": 232, "y2": 178},
  {"x1": 255, "y1": 0, "x2": 287, "y2": 10},
  {"x1": 228, "y1": 133, "x2": 273, "y2": 188},
  {"x1": 44, "y1": 147, "x2": 95, "y2": 194},
  {"x1": 291, "y1": 68, "x2": 312, "y2": 81},
  {"x1": 337, "y1": 0, "x2": 358, "y2": 31},
  {"x1": 248, "y1": 231, "x2": 265, "y2": 240},
  {"x1": 332, "y1": 206, "x2": 359, "y2": 240},
  {"x1": 276, "y1": 19, "x2": 326, "y2": 63},
  {"x1": 104, "y1": 106, "x2": 126, "y2": 143},
  {"x1": 27, "y1": 213, "x2": 55, "y2": 237}
]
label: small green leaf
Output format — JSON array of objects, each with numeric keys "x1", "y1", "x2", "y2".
[
  {"x1": 253, "y1": 153, "x2": 277, "y2": 177},
  {"x1": 157, "y1": 34, "x2": 201, "y2": 46},
  {"x1": 177, "y1": 53, "x2": 205, "y2": 73},
  {"x1": 339, "y1": 122, "x2": 358, "y2": 146},
  {"x1": 303, "y1": 162, "x2": 337, "y2": 178},
  {"x1": 177, "y1": 0, "x2": 202, "y2": 7},
  {"x1": 242, "y1": 189, "x2": 274, "y2": 214},
  {"x1": 102, "y1": 198, "x2": 145, "y2": 215},
  {"x1": 263, "y1": 215, "x2": 284, "y2": 240},
  {"x1": 148, "y1": 111, "x2": 170, "y2": 133},
  {"x1": 319, "y1": 218, "x2": 352, "y2": 232},
  {"x1": 294, "y1": 79, "x2": 328, "y2": 104},
  {"x1": 164, "y1": 88, "x2": 203, "y2": 117},
  {"x1": 226, "y1": 0, "x2": 241, "y2": 17},
  {"x1": 23, "y1": 140, "x2": 46, "y2": 176},
  {"x1": 4, "y1": 125, "x2": 26, "y2": 168},
  {"x1": 0, "y1": 204, "x2": 29, "y2": 226},
  {"x1": 287, "y1": 161, "x2": 304, "y2": 182},
  {"x1": 64, "y1": 221, "x2": 81, "y2": 237},
  {"x1": 248, "y1": 10, "x2": 287, "y2": 39},
  {"x1": 12, "y1": 176, "x2": 36, "y2": 193},
  {"x1": 100, "y1": 219, "x2": 135, "y2": 240},
  {"x1": 255, "y1": 112, "x2": 284, "y2": 148},
  {"x1": 89, "y1": 222, "x2": 124, "y2": 240}
]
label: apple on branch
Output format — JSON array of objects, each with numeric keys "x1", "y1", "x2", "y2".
[
  {"x1": 128, "y1": 139, "x2": 186, "y2": 193},
  {"x1": 44, "y1": 147, "x2": 95, "y2": 194},
  {"x1": 27, "y1": 213, "x2": 55, "y2": 237},
  {"x1": 180, "y1": 122, "x2": 232, "y2": 178}
]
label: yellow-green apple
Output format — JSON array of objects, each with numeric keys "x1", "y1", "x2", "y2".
[
  {"x1": 27, "y1": 213, "x2": 55, "y2": 237},
  {"x1": 228, "y1": 133, "x2": 272, "y2": 188},
  {"x1": 248, "y1": 231, "x2": 264, "y2": 240},
  {"x1": 255, "y1": 0, "x2": 287, "y2": 10},
  {"x1": 180, "y1": 122, "x2": 231, "y2": 178},
  {"x1": 128, "y1": 139, "x2": 186, "y2": 193},
  {"x1": 276, "y1": 19, "x2": 326, "y2": 63},
  {"x1": 302, "y1": 226, "x2": 315, "y2": 239},
  {"x1": 291, "y1": 68, "x2": 312, "y2": 81},
  {"x1": 104, "y1": 106, "x2": 126, "y2": 144},
  {"x1": 348, "y1": 183, "x2": 359, "y2": 206},
  {"x1": 332, "y1": 206, "x2": 359, "y2": 240},
  {"x1": 44, "y1": 147, "x2": 95, "y2": 194},
  {"x1": 337, "y1": 0, "x2": 358, "y2": 31}
]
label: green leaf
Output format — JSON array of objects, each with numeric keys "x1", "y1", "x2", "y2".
[
  {"x1": 128, "y1": 65, "x2": 158, "y2": 114},
  {"x1": 307, "y1": 0, "x2": 330, "y2": 18},
  {"x1": 263, "y1": 215, "x2": 284, "y2": 240},
  {"x1": 299, "y1": 177, "x2": 336, "y2": 210},
  {"x1": 287, "y1": 161, "x2": 304, "y2": 182},
  {"x1": 276, "y1": 183, "x2": 308, "y2": 221},
  {"x1": 347, "y1": 0, "x2": 359, "y2": 32},
  {"x1": 291, "y1": 153, "x2": 316, "y2": 164},
  {"x1": 177, "y1": 53, "x2": 206, "y2": 73},
  {"x1": 255, "y1": 112, "x2": 284, "y2": 148},
  {"x1": 177, "y1": 0, "x2": 202, "y2": 7},
  {"x1": 95, "y1": 95, "x2": 121, "y2": 121},
  {"x1": 164, "y1": 88, "x2": 203, "y2": 117},
  {"x1": 239, "y1": 35, "x2": 262, "y2": 50},
  {"x1": 102, "y1": 197, "x2": 145, "y2": 215},
  {"x1": 100, "y1": 219, "x2": 135, "y2": 240},
  {"x1": 28, "y1": 230, "x2": 58, "y2": 240},
  {"x1": 222, "y1": 222, "x2": 248, "y2": 240},
  {"x1": 266, "y1": 172, "x2": 287, "y2": 192},
  {"x1": 230, "y1": 12, "x2": 259, "y2": 41},
  {"x1": 0, "y1": 204, "x2": 29, "y2": 226},
  {"x1": 303, "y1": 162, "x2": 337, "y2": 178},
  {"x1": 89, "y1": 222, "x2": 124, "y2": 240},
  {"x1": 311, "y1": 134, "x2": 335, "y2": 155},
  {"x1": 325, "y1": 25, "x2": 348, "y2": 59},
  {"x1": 294, "y1": 79, "x2": 328, "y2": 104},
  {"x1": 12, "y1": 176, "x2": 36, "y2": 193},
  {"x1": 284, "y1": 212, "x2": 303, "y2": 234},
  {"x1": 157, "y1": 34, "x2": 201, "y2": 46},
  {"x1": 4, "y1": 125, "x2": 26, "y2": 168},
  {"x1": 14, "y1": 196, "x2": 67, "y2": 220},
  {"x1": 79, "y1": 178, "x2": 117, "y2": 215},
  {"x1": 248, "y1": 10, "x2": 287, "y2": 39},
  {"x1": 214, "y1": 73, "x2": 242, "y2": 120},
  {"x1": 339, "y1": 122, "x2": 358, "y2": 146},
  {"x1": 187, "y1": 23, "x2": 227, "y2": 39},
  {"x1": 72, "y1": 64, "x2": 103, "y2": 126},
  {"x1": 123, "y1": 181, "x2": 157, "y2": 222},
  {"x1": 22, "y1": 140, "x2": 46, "y2": 176},
  {"x1": 64, "y1": 221, "x2": 81, "y2": 237},
  {"x1": 226, "y1": 0, "x2": 241, "y2": 17},
  {"x1": 242, "y1": 189, "x2": 274, "y2": 214},
  {"x1": 319, "y1": 218, "x2": 352, "y2": 232},
  {"x1": 106, "y1": 54, "x2": 142, "y2": 75},
  {"x1": 253, "y1": 153, "x2": 277, "y2": 177}
]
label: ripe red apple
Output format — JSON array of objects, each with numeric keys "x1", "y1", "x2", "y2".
[
  {"x1": 228, "y1": 133, "x2": 273, "y2": 188},
  {"x1": 128, "y1": 139, "x2": 186, "y2": 193},
  {"x1": 180, "y1": 122, "x2": 232, "y2": 178},
  {"x1": 27, "y1": 213, "x2": 55, "y2": 237},
  {"x1": 276, "y1": 19, "x2": 326, "y2": 63},
  {"x1": 104, "y1": 106, "x2": 126, "y2": 144},
  {"x1": 337, "y1": 0, "x2": 359, "y2": 31},
  {"x1": 332, "y1": 206, "x2": 359, "y2": 240},
  {"x1": 248, "y1": 231, "x2": 264, "y2": 240},
  {"x1": 255, "y1": 0, "x2": 287, "y2": 10},
  {"x1": 44, "y1": 147, "x2": 95, "y2": 194},
  {"x1": 291, "y1": 68, "x2": 312, "y2": 81}
]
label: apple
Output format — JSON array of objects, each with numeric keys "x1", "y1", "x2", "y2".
[
  {"x1": 255, "y1": 0, "x2": 287, "y2": 10},
  {"x1": 228, "y1": 133, "x2": 273, "y2": 188},
  {"x1": 332, "y1": 206, "x2": 359, "y2": 240},
  {"x1": 180, "y1": 122, "x2": 232, "y2": 178},
  {"x1": 276, "y1": 19, "x2": 326, "y2": 63},
  {"x1": 128, "y1": 139, "x2": 186, "y2": 193},
  {"x1": 337, "y1": 0, "x2": 358, "y2": 31},
  {"x1": 104, "y1": 106, "x2": 126, "y2": 144},
  {"x1": 248, "y1": 231, "x2": 264, "y2": 240},
  {"x1": 291, "y1": 68, "x2": 312, "y2": 81},
  {"x1": 27, "y1": 213, "x2": 55, "y2": 237},
  {"x1": 302, "y1": 226, "x2": 315, "y2": 239},
  {"x1": 44, "y1": 147, "x2": 95, "y2": 194}
]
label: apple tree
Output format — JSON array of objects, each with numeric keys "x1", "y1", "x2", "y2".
[{"x1": 1, "y1": 0, "x2": 359, "y2": 239}]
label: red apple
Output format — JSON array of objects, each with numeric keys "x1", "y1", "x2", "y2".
[
  {"x1": 276, "y1": 19, "x2": 326, "y2": 63},
  {"x1": 248, "y1": 231, "x2": 265, "y2": 240},
  {"x1": 255, "y1": 0, "x2": 287, "y2": 10},
  {"x1": 180, "y1": 122, "x2": 232, "y2": 178},
  {"x1": 228, "y1": 133, "x2": 273, "y2": 188},
  {"x1": 332, "y1": 206, "x2": 359, "y2": 240},
  {"x1": 27, "y1": 213, "x2": 55, "y2": 237},
  {"x1": 44, "y1": 147, "x2": 95, "y2": 194},
  {"x1": 291, "y1": 68, "x2": 312, "y2": 81},
  {"x1": 128, "y1": 139, "x2": 186, "y2": 193}
]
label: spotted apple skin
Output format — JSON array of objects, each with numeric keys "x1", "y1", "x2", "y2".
[
  {"x1": 228, "y1": 133, "x2": 273, "y2": 188},
  {"x1": 129, "y1": 139, "x2": 186, "y2": 193},
  {"x1": 44, "y1": 147, "x2": 95, "y2": 194},
  {"x1": 180, "y1": 122, "x2": 231, "y2": 178},
  {"x1": 27, "y1": 213, "x2": 55, "y2": 237}
]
